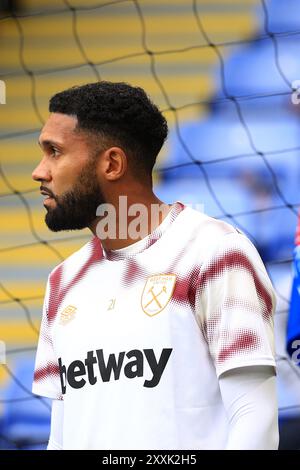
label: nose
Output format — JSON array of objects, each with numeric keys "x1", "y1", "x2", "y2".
[{"x1": 32, "y1": 157, "x2": 51, "y2": 182}]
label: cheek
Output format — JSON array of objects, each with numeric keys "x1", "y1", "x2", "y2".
[{"x1": 53, "y1": 161, "x2": 84, "y2": 192}]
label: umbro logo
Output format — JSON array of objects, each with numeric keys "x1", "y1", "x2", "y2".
[
  {"x1": 59, "y1": 305, "x2": 77, "y2": 325},
  {"x1": 58, "y1": 347, "x2": 172, "y2": 394}
]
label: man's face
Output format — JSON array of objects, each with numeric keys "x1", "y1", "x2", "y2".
[{"x1": 32, "y1": 113, "x2": 105, "y2": 231}]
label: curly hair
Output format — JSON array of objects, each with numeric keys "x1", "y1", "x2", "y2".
[{"x1": 49, "y1": 81, "x2": 168, "y2": 178}]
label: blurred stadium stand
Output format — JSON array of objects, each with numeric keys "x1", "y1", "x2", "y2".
[{"x1": 0, "y1": 0, "x2": 300, "y2": 449}]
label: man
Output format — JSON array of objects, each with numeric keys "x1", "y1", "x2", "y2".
[{"x1": 32, "y1": 81, "x2": 278, "y2": 450}]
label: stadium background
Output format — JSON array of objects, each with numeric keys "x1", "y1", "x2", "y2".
[{"x1": 0, "y1": 0, "x2": 300, "y2": 450}]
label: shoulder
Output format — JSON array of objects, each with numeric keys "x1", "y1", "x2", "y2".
[
  {"x1": 48, "y1": 237, "x2": 102, "y2": 282},
  {"x1": 180, "y1": 205, "x2": 267, "y2": 274},
  {"x1": 180, "y1": 205, "x2": 242, "y2": 250},
  {"x1": 183, "y1": 206, "x2": 238, "y2": 238}
]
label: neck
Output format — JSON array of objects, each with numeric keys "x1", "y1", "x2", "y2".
[{"x1": 88, "y1": 190, "x2": 171, "y2": 251}]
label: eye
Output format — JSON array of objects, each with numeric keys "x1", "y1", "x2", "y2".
[{"x1": 50, "y1": 147, "x2": 60, "y2": 157}]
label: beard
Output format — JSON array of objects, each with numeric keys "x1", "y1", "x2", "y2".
[{"x1": 45, "y1": 160, "x2": 105, "y2": 232}]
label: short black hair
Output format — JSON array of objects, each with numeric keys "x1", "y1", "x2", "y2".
[{"x1": 49, "y1": 81, "x2": 168, "y2": 178}]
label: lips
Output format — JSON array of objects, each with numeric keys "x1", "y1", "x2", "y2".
[
  {"x1": 40, "y1": 188, "x2": 54, "y2": 198},
  {"x1": 40, "y1": 188, "x2": 55, "y2": 207}
]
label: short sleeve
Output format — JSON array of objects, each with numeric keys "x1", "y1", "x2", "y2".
[
  {"x1": 32, "y1": 276, "x2": 62, "y2": 399},
  {"x1": 195, "y1": 231, "x2": 276, "y2": 377}
]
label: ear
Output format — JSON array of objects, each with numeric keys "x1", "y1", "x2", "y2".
[{"x1": 98, "y1": 147, "x2": 128, "y2": 181}]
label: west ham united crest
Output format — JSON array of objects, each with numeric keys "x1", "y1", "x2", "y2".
[{"x1": 141, "y1": 274, "x2": 177, "y2": 317}]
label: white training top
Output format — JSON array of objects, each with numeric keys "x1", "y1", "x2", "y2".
[{"x1": 32, "y1": 202, "x2": 276, "y2": 450}]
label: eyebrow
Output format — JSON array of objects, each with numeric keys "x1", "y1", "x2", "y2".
[{"x1": 38, "y1": 139, "x2": 63, "y2": 148}]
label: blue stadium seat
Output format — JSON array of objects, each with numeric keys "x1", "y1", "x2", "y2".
[
  {"x1": 163, "y1": 108, "x2": 300, "y2": 199},
  {"x1": 214, "y1": 36, "x2": 300, "y2": 104},
  {"x1": 1, "y1": 357, "x2": 51, "y2": 450},
  {"x1": 256, "y1": 0, "x2": 300, "y2": 35}
]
